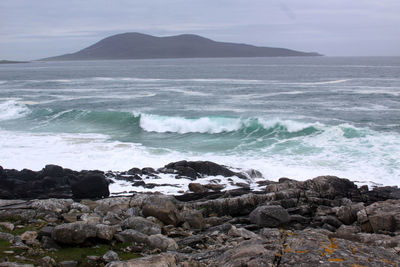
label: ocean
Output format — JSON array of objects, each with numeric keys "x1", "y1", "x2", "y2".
[{"x1": 0, "y1": 57, "x2": 399, "y2": 190}]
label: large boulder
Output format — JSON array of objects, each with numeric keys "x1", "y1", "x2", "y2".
[
  {"x1": 141, "y1": 195, "x2": 181, "y2": 226},
  {"x1": 51, "y1": 222, "x2": 97, "y2": 244},
  {"x1": 146, "y1": 234, "x2": 178, "y2": 251},
  {"x1": 71, "y1": 172, "x2": 109, "y2": 199},
  {"x1": 357, "y1": 199, "x2": 400, "y2": 233},
  {"x1": 304, "y1": 176, "x2": 359, "y2": 200},
  {"x1": 249, "y1": 205, "x2": 290, "y2": 227},
  {"x1": 122, "y1": 216, "x2": 161, "y2": 235}
]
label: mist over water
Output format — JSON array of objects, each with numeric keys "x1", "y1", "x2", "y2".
[{"x1": 0, "y1": 57, "x2": 399, "y2": 186}]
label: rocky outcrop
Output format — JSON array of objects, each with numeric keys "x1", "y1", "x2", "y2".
[{"x1": 0, "y1": 165, "x2": 109, "y2": 199}]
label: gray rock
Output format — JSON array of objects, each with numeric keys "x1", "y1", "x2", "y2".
[
  {"x1": 228, "y1": 226, "x2": 258, "y2": 239},
  {"x1": 249, "y1": 205, "x2": 290, "y2": 227},
  {"x1": 30, "y1": 199, "x2": 73, "y2": 213},
  {"x1": 336, "y1": 202, "x2": 364, "y2": 225},
  {"x1": 0, "y1": 262, "x2": 35, "y2": 267},
  {"x1": 105, "y1": 253, "x2": 176, "y2": 267},
  {"x1": 0, "y1": 231, "x2": 15, "y2": 243},
  {"x1": 357, "y1": 199, "x2": 400, "y2": 233},
  {"x1": 51, "y1": 222, "x2": 97, "y2": 244},
  {"x1": 114, "y1": 229, "x2": 148, "y2": 244},
  {"x1": 103, "y1": 250, "x2": 120, "y2": 263},
  {"x1": 142, "y1": 195, "x2": 181, "y2": 226},
  {"x1": 94, "y1": 197, "x2": 131, "y2": 215},
  {"x1": 70, "y1": 202, "x2": 90, "y2": 213},
  {"x1": 122, "y1": 216, "x2": 161, "y2": 235},
  {"x1": 146, "y1": 234, "x2": 178, "y2": 251},
  {"x1": 96, "y1": 224, "x2": 116, "y2": 241},
  {"x1": 41, "y1": 236, "x2": 61, "y2": 250},
  {"x1": 39, "y1": 256, "x2": 57, "y2": 267},
  {"x1": 0, "y1": 222, "x2": 14, "y2": 231}
]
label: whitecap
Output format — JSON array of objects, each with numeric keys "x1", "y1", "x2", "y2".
[{"x1": 0, "y1": 100, "x2": 31, "y2": 121}]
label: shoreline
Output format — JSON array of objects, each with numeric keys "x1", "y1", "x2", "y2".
[{"x1": 1, "y1": 162, "x2": 400, "y2": 265}]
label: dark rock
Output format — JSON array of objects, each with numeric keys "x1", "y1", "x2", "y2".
[
  {"x1": 127, "y1": 167, "x2": 142, "y2": 175},
  {"x1": 321, "y1": 215, "x2": 342, "y2": 228},
  {"x1": 357, "y1": 199, "x2": 400, "y2": 233},
  {"x1": 203, "y1": 183, "x2": 225, "y2": 191},
  {"x1": 188, "y1": 183, "x2": 207, "y2": 193},
  {"x1": 71, "y1": 172, "x2": 109, "y2": 199},
  {"x1": 249, "y1": 205, "x2": 290, "y2": 227},
  {"x1": 336, "y1": 203, "x2": 364, "y2": 225},
  {"x1": 42, "y1": 164, "x2": 64, "y2": 178},
  {"x1": 115, "y1": 229, "x2": 148, "y2": 244},
  {"x1": 304, "y1": 176, "x2": 360, "y2": 200},
  {"x1": 141, "y1": 167, "x2": 157, "y2": 175},
  {"x1": 146, "y1": 234, "x2": 178, "y2": 251},
  {"x1": 182, "y1": 210, "x2": 206, "y2": 230},
  {"x1": 103, "y1": 250, "x2": 120, "y2": 263}
]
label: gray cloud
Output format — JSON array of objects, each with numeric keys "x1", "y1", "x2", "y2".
[{"x1": 0, "y1": 0, "x2": 399, "y2": 60}]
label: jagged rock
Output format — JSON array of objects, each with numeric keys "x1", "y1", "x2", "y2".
[
  {"x1": 115, "y1": 229, "x2": 148, "y2": 244},
  {"x1": 228, "y1": 226, "x2": 258, "y2": 239},
  {"x1": 357, "y1": 199, "x2": 400, "y2": 233},
  {"x1": 105, "y1": 253, "x2": 176, "y2": 267},
  {"x1": 304, "y1": 176, "x2": 359, "y2": 200},
  {"x1": 142, "y1": 195, "x2": 181, "y2": 226},
  {"x1": 42, "y1": 165, "x2": 64, "y2": 177},
  {"x1": 94, "y1": 197, "x2": 131, "y2": 215},
  {"x1": 146, "y1": 234, "x2": 178, "y2": 251},
  {"x1": 96, "y1": 224, "x2": 116, "y2": 241},
  {"x1": 103, "y1": 250, "x2": 120, "y2": 263},
  {"x1": 80, "y1": 213, "x2": 102, "y2": 224},
  {"x1": 51, "y1": 222, "x2": 97, "y2": 244},
  {"x1": 165, "y1": 161, "x2": 246, "y2": 179},
  {"x1": 182, "y1": 210, "x2": 205, "y2": 230},
  {"x1": 122, "y1": 216, "x2": 161, "y2": 235},
  {"x1": 71, "y1": 172, "x2": 109, "y2": 199},
  {"x1": 70, "y1": 202, "x2": 90, "y2": 213},
  {"x1": 336, "y1": 202, "x2": 364, "y2": 225},
  {"x1": 249, "y1": 205, "x2": 290, "y2": 227}
]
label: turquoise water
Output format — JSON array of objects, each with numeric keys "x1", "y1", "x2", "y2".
[{"x1": 0, "y1": 57, "x2": 399, "y2": 185}]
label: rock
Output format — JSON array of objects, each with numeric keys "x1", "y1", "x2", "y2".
[
  {"x1": 357, "y1": 199, "x2": 400, "y2": 233},
  {"x1": 94, "y1": 197, "x2": 131, "y2": 215},
  {"x1": 42, "y1": 164, "x2": 64, "y2": 177},
  {"x1": 20, "y1": 231, "x2": 37, "y2": 242},
  {"x1": 41, "y1": 236, "x2": 61, "y2": 250},
  {"x1": 0, "y1": 263, "x2": 34, "y2": 267},
  {"x1": 228, "y1": 226, "x2": 258, "y2": 239},
  {"x1": 122, "y1": 216, "x2": 161, "y2": 235},
  {"x1": 182, "y1": 210, "x2": 206, "y2": 230},
  {"x1": 0, "y1": 222, "x2": 14, "y2": 231},
  {"x1": 96, "y1": 224, "x2": 116, "y2": 241},
  {"x1": 39, "y1": 256, "x2": 57, "y2": 267},
  {"x1": 80, "y1": 213, "x2": 102, "y2": 224},
  {"x1": 188, "y1": 183, "x2": 207, "y2": 193},
  {"x1": 103, "y1": 250, "x2": 120, "y2": 263},
  {"x1": 142, "y1": 195, "x2": 181, "y2": 226},
  {"x1": 146, "y1": 234, "x2": 178, "y2": 251},
  {"x1": 30, "y1": 199, "x2": 73, "y2": 213},
  {"x1": 115, "y1": 229, "x2": 148, "y2": 244},
  {"x1": 249, "y1": 205, "x2": 290, "y2": 227},
  {"x1": 105, "y1": 253, "x2": 176, "y2": 267},
  {"x1": 336, "y1": 202, "x2": 364, "y2": 225},
  {"x1": 51, "y1": 222, "x2": 97, "y2": 244},
  {"x1": 59, "y1": 261, "x2": 78, "y2": 267},
  {"x1": 165, "y1": 161, "x2": 246, "y2": 178},
  {"x1": 304, "y1": 176, "x2": 359, "y2": 199},
  {"x1": 71, "y1": 172, "x2": 109, "y2": 199},
  {"x1": 70, "y1": 202, "x2": 90, "y2": 213},
  {"x1": 204, "y1": 183, "x2": 225, "y2": 191}
]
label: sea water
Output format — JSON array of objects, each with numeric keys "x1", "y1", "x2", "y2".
[{"x1": 0, "y1": 57, "x2": 399, "y2": 188}]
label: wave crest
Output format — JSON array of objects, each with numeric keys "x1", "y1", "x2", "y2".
[{"x1": 0, "y1": 100, "x2": 31, "y2": 121}]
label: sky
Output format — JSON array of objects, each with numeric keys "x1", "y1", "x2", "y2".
[{"x1": 0, "y1": 0, "x2": 399, "y2": 60}]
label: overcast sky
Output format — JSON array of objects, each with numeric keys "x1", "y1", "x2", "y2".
[{"x1": 1, "y1": 0, "x2": 399, "y2": 60}]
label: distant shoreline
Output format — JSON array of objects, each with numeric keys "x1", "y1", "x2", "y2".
[{"x1": 0, "y1": 60, "x2": 29, "y2": 64}]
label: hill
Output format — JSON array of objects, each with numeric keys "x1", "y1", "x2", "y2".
[{"x1": 42, "y1": 33, "x2": 322, "y2": 60}]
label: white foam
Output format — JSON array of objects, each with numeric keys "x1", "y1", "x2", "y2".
[
  {"x1": 139, "y1": 114, "x2": 242, "y2": 134},
  {"x1": 0, "y1": 100, "x2": 31, "y2": 121},
  {"x1": 257, "y1": 118, "x2": 321, "y2": 132}
]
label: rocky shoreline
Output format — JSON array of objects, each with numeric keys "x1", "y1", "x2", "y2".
[{"x1": 1, "y1": 161, "x2": 400, "y2": 266}]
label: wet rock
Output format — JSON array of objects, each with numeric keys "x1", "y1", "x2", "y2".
[
  {"x1": 103, "y1": 250, "x2": 120, "y2": 263},
  {"x1": 249, "y1": 205, "x2": 290, "y2": 227},
  {"x1": 71, "y1": 172, "x2": 109, "y2": 199},
  {"x1": 142, "y1": 195, "x2": 181, "y2": 226},
  {"x1": 146, "y1": 234, "x2": 178, "y2": 251},
  {"x1": 42, "y1": 165, "x2": 64, "y2": 178},
  {"x1": 105, "y1": 253, "x2": 176, "y2": 267},
  {"x1": 51, "y1": 222, "x2": 97, "y2": 244},
  {"x1": 189, "y1": 183, "x2": 207, "y2": 193},
  {"x1": 122, "y1": 216, "x2": 161, "y2": 235}
]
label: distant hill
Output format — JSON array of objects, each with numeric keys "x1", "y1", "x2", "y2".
[
  {"x1": 42, "y1": 32, "x2": 322, "y2": 61},
  {"x1": 0, "y1": 60, "x2": 29, "y2": 64}
]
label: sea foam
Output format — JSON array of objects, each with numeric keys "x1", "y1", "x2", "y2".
[{"x1": 0, "y1": 100, "x2": 30, "y2": 121}]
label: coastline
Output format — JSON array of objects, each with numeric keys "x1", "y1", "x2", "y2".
[{"x1": 1, "y1": 161, "x2": 400, "y2": 266}]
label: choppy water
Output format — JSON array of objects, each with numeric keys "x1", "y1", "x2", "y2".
[{"x1": 0, "y1": 57, "x2": 399, "y2": 186}]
